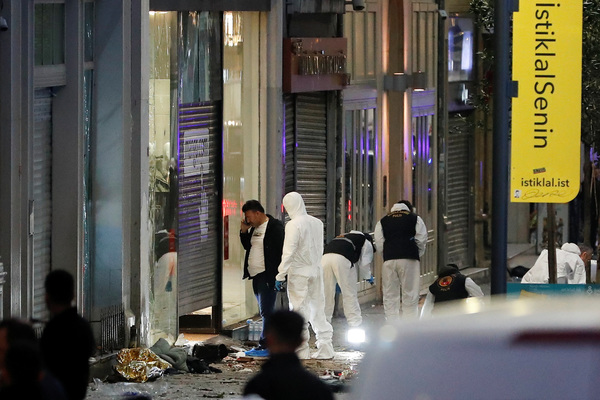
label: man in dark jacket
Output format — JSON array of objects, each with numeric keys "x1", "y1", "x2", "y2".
[
  {"x1": 243, "y1": 310, "x2": 333, "y2": 400},
  {"x1": 40, "y1": 270, "x2": 95, "y2": 400},
  {"x1": 240, "y1": 200, "x2": 285, "y2": 357}
]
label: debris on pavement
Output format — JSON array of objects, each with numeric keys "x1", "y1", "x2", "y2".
[
  {"x1": 115, "y1": 348, "x2": 171, "y2": 383},
  {"x1": 186, "y1": 356, "x2": 223, "y2": 374},
  {"x1": 192, "y1": 343, "x2": 229, "y2": 363},
  {"x1": 150, "y1": 338, "x2": 189, "y2": 371},
  {"x1": 87, "y1": 331, "x2": 367, "y2": 399},
  {"x1": 322, "y1": 369, "x2": 357, "y2": 381},
  {"x1": 90, "y1": 377, "x2": 169, "y2": 397}
]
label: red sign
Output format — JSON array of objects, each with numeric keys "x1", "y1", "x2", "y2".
[
  {"x1": 283, "y1": 37, "x2": 349, "y2": 93},
  {"x1": 223, "y1": 215, "x2": 229, "y2": 260}
]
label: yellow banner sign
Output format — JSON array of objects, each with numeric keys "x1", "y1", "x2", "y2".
[{"x1": 511, "y1": 1, "x2": 582, "y2": 203}]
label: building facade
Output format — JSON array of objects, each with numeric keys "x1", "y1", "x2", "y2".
[{"x1": 0, "y1": 0, "x2": 485, "y2": 347}]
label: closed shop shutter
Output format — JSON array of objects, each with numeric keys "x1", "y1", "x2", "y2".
[
  {"x1": 33, "y1": 89, "x2": 53, "y2": 321},
  {"x1": 283, "y1": 92, "x2": 328, "y2": 236},
  {"x1": 295, "y1": 92, "x2": 328, "y2": 233},
  {"x1": 177, "y1": 101, "x2": 221, "y2": 316},
  {"x1": 447, "y1": 114, "x2": 472, "y2": 267},
  {"x1": 283, "y1": 94, "x2": 295, "y2": 196}
]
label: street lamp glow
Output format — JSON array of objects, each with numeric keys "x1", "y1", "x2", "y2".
[{"x1": 347, "y1": 328, "x2": 366, "y2": 344}]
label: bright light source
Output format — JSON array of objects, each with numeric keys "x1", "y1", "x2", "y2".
[{"x1": 347, "y1": 328, "x2": 366, "y2": 344}]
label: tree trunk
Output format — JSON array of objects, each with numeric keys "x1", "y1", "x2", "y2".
[{"x1": 583, "y1": 143, "x2": 592, "y2": 247}]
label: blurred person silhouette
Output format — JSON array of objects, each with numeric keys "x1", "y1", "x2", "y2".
[
  {"x1": 240, "y1": 200, "x2": 285, "y2": 357},
  {"x1": 374, "y1": 200, "x2": 427, "y2": 320},
  {"x1": 275, "y1": 192, "x2": 334, "y2": 359},
  {"x1": 322, "y1": 231, "x2": 374, "y2": 327},
  {"x1": 243, "y1": 310, "x2": 333, "y2": 400},
  {"x1": 0, "y1": 340, "x2": 45, "y2": 399},
  {"x1": 0, "y1": 319, "x2": 66, "y2": 399},
  {"x1": 420, "y1": 264, "x2": 484, "y2": 318},
  {"x1": 41, "y1": 270, "x2": 95, "y2": 400}
]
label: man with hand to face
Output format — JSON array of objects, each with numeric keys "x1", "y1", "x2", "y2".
[{"x1": 240, "y1": 200, "x2": 285, "y2": 357}]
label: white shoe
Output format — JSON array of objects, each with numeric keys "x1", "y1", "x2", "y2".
[
  {"x1": 311, "y1": 344, "x2": 335, "y2": 359},
  {"x1": 311, "y1": 352, "x2": 334, "y2": 360},
  {"x1": 296, "y1": 343, "x2": 310, "y2": 360}
]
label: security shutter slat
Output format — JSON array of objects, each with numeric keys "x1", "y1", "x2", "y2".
[
  {"x1": 447, "y1": 115, "x2": 471, "y2": 267},
  {"x1": 283, "y1": 94, "x2": 296, "y2": 195},
  {"x1": 177, "y1": 101, "x2": 220, "y2": 316},
  {"x1": 295, "y1": 92, "x2": 328, "y2": 226},
  {"x1": 33, "y1": 88, "x2": 52, "y2": 321}
]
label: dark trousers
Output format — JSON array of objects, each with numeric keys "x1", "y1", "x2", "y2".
[{"x1": 251, "y1": 272, "x2": 278, "y2": 348}]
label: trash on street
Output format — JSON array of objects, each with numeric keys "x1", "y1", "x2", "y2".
[{"x1": 115, "y1": 348, "x2": 171, "y2": 383}]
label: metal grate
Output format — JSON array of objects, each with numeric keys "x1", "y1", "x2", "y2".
[
  {"x1": 31, "y1": 320, "x2": 45, "y2": 340},
  {"x1": 100, "y1": 304, "x2": 126, "y2": 353}
]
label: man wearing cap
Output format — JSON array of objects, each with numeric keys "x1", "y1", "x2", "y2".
[{"x1": 374, "y1": 200, "x2": 427, "y2": 320}]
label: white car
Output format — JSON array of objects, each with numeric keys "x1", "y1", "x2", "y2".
[{"x1": 352, "y1": 296, "x2": 600, "y2": 399}]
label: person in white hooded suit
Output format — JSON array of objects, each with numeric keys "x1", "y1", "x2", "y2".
[
  {"x1": 521, "y1": 242, "x2": 592, "y2": 284},
  {"x1": 275, "y1": 192, "x2": 335, "y2": 360}
]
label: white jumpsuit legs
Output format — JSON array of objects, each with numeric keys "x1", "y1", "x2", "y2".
[
  {"x1": 382, "y1": 259, "x2": 421, "y2": 321},
  {"x1": 322, "y1": 253, "x2": 362, "y2": 327},
  {"x1": 287, "y1": 271, "x2": 335, "y2": 359}
]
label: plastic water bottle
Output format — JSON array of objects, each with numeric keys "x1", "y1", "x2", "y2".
[
  {"x1": 246, "y1": 319, "x2": 253, "y2": 341},
  {"x1": 252, "y1": 321, "x2": 259, "y2": 341},
  {"x1": 255, "y1": 320, "x2": 262, "y2": 341}
]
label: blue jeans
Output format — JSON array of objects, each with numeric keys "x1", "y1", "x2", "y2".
[{"x1": 251, "y1": 272, "x2": 277, "y2": 348}]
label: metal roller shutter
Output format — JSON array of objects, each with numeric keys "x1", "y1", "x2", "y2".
[
  {"x1": 447, "y1": 115, "x2": 472, "y2": 268},
  {"x1": 177, "y1": 101, "x2": 221, "y2": 316},
  {"x1": 33, "y1": 88, "x2": 53, "y2": 321},
  {"x1": 283, "y1": 94, "x2": 295, "y2": 196},
  {"x1": 295, "y1": 92, "x2": 328, "y2": 233}
]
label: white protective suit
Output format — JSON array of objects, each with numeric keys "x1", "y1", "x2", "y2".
[
  {"x1": 276, "y1": 192, "x2": 335, "y2": 359},
  {"x1": 322, "y1": 231, "x2": 374, "y2": 327},
  {"x1": 374, "y1": 202, "x2": 428, "y2": 320},
  {"x1": 521, "y1": 243, "x2": 586, "y2": 284}
]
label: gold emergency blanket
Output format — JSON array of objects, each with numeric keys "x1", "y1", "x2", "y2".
[{"x1": 115, "y1": 348, "x2": 171, "y2": 382}]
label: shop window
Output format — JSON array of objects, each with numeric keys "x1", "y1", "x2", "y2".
[
  {"x1": 34, "y1": 2, "x2": 65, "y2": 66},
  {"x1": 222, "y1": 11, "x2": 262, "y2": 327},
  {"x1": 82, "y1": 1, "x2": 94, "y2": 315},
  {"x1": 448, "y1": 17, "x2": 474, "y2": 82},
  {"x1": 149, "y1": 11, "x2": 178, "y2": 343},
  {"x1": 338, "y1": 107, "x2": 376, "y2": 234},
  {"x1": 343, "y1": 8, "x2": 377, "y2": 84},
  {"x1": 84, "y1": 1, "x2": 94, "y2": 63},
  {"x1": 448, "y1": 16, "x2": 475, "y2": 111}
]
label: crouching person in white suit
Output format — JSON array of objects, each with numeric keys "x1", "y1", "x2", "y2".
[
  {"x1": 420, "y1": 264, "x2": 484, "y2": 318},
  {"x1": 521, "y1": 243, "x2": 592, "y2": 284},
  {"x1": 322, "y1": 231, "x2": 374, "y2": 327}
]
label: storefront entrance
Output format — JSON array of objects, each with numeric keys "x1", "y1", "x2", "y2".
[{"x1": 149, "y1": 9, "x2": 263, "y2": 340}]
